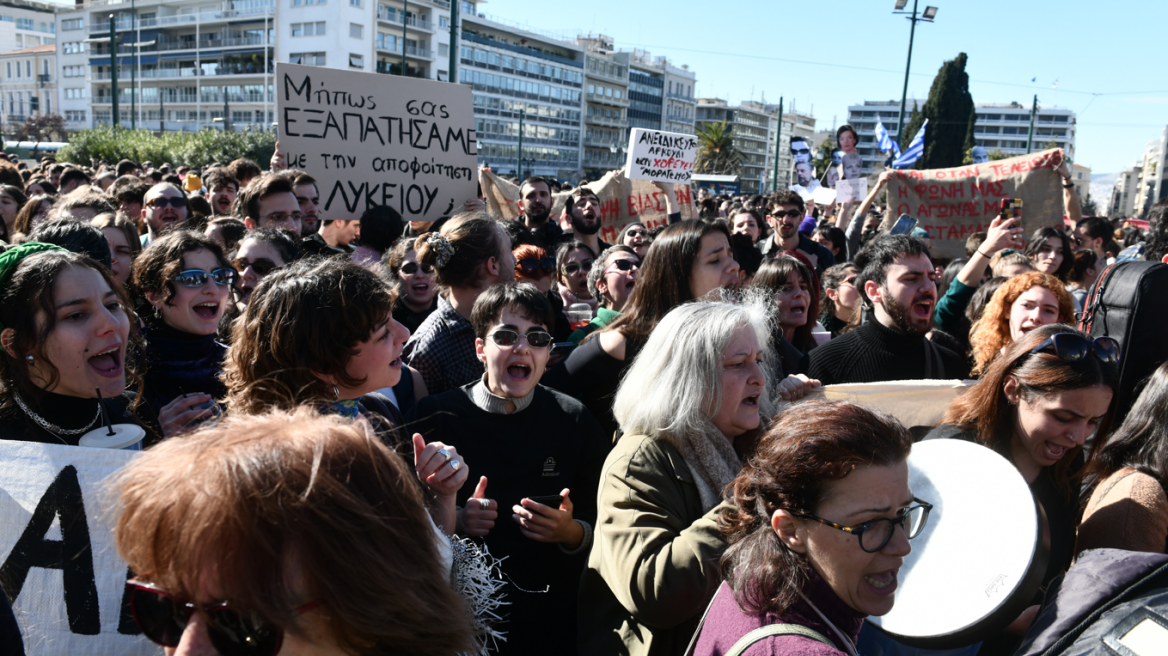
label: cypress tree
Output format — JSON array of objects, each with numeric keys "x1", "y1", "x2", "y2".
[
  {"x1": 902, "y1": 101, "x2": 923, "y2": 153},
  {"x1": 913, "y1": 52, "x2": 974, "y2": 169}
]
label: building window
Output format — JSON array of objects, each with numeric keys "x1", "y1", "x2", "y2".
[
  {"x1": 291, "y1": 21, "x2": 326, "y2": 36},
  {"x1": 350, "y1": 23, "x2": 362, "y2": 38},
  {"x1": 461, "y1": 1, "x2": 474, "y2": 15},
  {"x1": 439, "y1": 16, "x2": 448, "y2": 27},
  {"x1": 290, "y1": 52, "x2": 326, "y2": 66},
  {"x1": 66, "y1": 110, "x2": 85, "y2": 121},
  {"x1": 61, "y1": 18, "x2": 84, "y2": 31},
  {"x1": 349, "y1": 54, "x2": 363, "y2": 68},
  {"x1": 350, "y1": 0, "x2": 362, "y2": 6},
  {"x1": 438, "y1": 43, "x2": 448, "y2": 57}
]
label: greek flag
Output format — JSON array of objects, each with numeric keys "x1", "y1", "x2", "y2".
[
  {"x1": 874, "y1": 121, "x2": 901, "y2": 159},
  {"x1": 893, "y1": 119, "x2": 928, "y2": 169}
]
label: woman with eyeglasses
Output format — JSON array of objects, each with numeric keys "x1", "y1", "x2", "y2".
[
  {"x1": 556, "y1": 240, "x2": 598, "y2": 316},
  {"x1": 132, "y1": 230, "x2": 234, "y2": 435},
  {"x1": 618, "y1": 221, "x2": 651, "y2": 258},
  {"x1": 692, "y1": 401, "x2": 925, "y2": 656},
  {"x1": 112, "y1": 408, "x2": 477, "y2": 656},
  {"x1": 968, "y1": 271, "x2": 1075, "y2": 377},
  {"x1": 820, "y1": 263, "x2": 860, "y2": 338},
  {"x1": 513, "y1": 242, "x2": 573, "y2": 342},
  {"x1": 0, "y1": 244, "x2": 162, "y2": 446},
  {"x1": 924, "y1": 323, "x2": 1119, "y2": 651},
  {"x1": 385, "y1": 236, "x2": 439, "y2": 336}
]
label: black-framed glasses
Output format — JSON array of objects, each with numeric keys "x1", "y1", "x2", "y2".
[
  {"x1": 841, "y1": 275, "x2": 858, "y2": 286},
  {"x1": 487, "y1": 329, "x2": 553, "y2": 349},
  {"x1": 399, "y1": 261, "x2": 434, "y2": 275},
  {"x1": 147, "y1": 196, "x2": 186, "y2": 209},
  {"x1": 173, "y1": 268, "x2": 237, "y2": 287},
  {"x1": 517, "y1": 257, "x2": 556, "y2": 275},
  {"x1": 795, "y1": 498, "x2": 933, "y2": 553},
  {"x1": 604, "y1": 259, "x2": 639, "y2": 274},
  {"x1": 125, "y1": 578, "x2": 318, "y2": 656},
  {"x1": 233, "y1": 257, "x2": 279, "y2": 276},
  {"x1": 769, "y1": 209, "x2": 802, "y2": 219},
  {"x1": 1030, "y1": 333, "x2": 1120, "y2": 365},
  {"x1": 561, "y1": 260, "x2": 594, "y2": 276}
]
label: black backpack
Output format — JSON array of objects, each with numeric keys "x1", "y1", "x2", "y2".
[
  {"x1": 1015, "y1": 549, "x2": 1168, "y2": 656},
  {"x1": 1078, "y1": 260, "x2": 1168, "y2": 422}
]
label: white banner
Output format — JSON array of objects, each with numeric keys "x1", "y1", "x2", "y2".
[
  {"x1": 781, "y1": 379, "x2": 976, "y2": 429},
  {"x1": 0, "y1": 440, "x2": 152, "y2": 655},
  {"x1": 625, "y1": 128, "x2": 697, "y2": 184}
]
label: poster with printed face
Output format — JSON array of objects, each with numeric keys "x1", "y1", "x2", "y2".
[
  {"x1": 883, "y1": 148, "x2": 1066, "y2": 258},
  {"x1": 790, "y1": 136, "x2": 812, "y2": 164},
  {"x1": 276, "y1": 62, "x2": 479, "y2": 223},
  {"x1": 0, "y1": 439, "x2": 154, "y2": 655},
  {"x1": 841, "y1": 153, "x2": 864, "y2": 181},
  {"x1": 625, "y1": 128, "x2": 697, "y2": 184},
  {"x1": 835, "y1": 177, "x2": 868, "y2": 204}
]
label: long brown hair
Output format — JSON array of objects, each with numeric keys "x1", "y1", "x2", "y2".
[
  {"x1": 599, "y1": 219, "x2": 732, "y2": 345},
  {"x1": 111, "y1": 408, "x2": 475, "y2": 656},
  {"x1": 414, "y1": 210, "x2": 505, "y2": 289},
  {"x1": 943, "y1": 323, "x2": 1119, "y2": 498},
  {"x1": 719, "y1": 401, "x2": 912, "y2": 615},
  {"x1": 752, "y1": 254, "x2": 819, "y2": 353},
  {"x1": 222, "y1": 257, "x2": 394, "y2": 414}
]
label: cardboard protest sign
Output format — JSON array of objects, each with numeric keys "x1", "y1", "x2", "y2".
[
  {"x1": 884, "y1": 148, "x2": 1066, "y2": 258},
  {"x1": 276, "y1": 62, "x2": 478, "y2": 223},
  {"x1": 783, "y1": 380, "x2": 975, "y2": 431},
  {"x1": 0, "y1": 439, "x2": 153, "y2": 655},
  {"x1": 480, "y1": 169, "x2": 695, "y2": 244},
  {"x1": 625, "y1": 129, "x2": 697, "y2": 184},
  {"x1": 836, "y1": 178, "x2": 868, "y2": 204}
]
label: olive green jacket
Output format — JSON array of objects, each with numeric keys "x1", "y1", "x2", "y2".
[{"x1": 577, "y1": 433, "x2": 729, "y2": 656}]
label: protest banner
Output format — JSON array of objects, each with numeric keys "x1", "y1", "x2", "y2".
[
  {"x1": 0, "y1": 440, "x2": 152, "y2": 655},
  {"x1": 782, "y1": 380, "x2": 976, "y2": 432},
  {"x1": 276, "y1": 62, "x2": 478, "y2": 223},
  {"x1": 835, "y1": 178, "x2": 868, "y2": 204},
  {"x1": 884, "y1": 148, "x2": 1066, "y2": 258},
  {"x1": 480, "y1": 169, "x2": 695, "y2": 244},
  {"x1": 625, "y1": 129, "x2": 697, "y2": 184}
]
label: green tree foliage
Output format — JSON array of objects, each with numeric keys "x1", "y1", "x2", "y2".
[
  {"x1": 58, "y1": 126, "x2": 276, "y2": 168},
  {"x1": 963, "y1": 110, "x2": 976, "y2": 155},
  {"x1": 905, "y1": 52, "x2": 975, "y2": 170},
  {"x1": 11, "y1": 113, "x2": 66, "y2": 142},
  {"x1": 1081, "y1": 195, "x2": 1099, "y2": 216},
  {"x1": 694, "y1": 120, "x2": 743, "y2": 176},
  {"x1": 902, "y1": 101, "x2": 922, "y2": 152}
]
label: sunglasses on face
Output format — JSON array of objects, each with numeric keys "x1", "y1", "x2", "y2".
[
  {"x1": 233, "y1": 258, "x2": 279, "y2": 276},
  {"x1": 517, "y1": 257, "x2": 556, "y2": 275},
  {"x1": 147, "y1": 197, "x2": 186, "y2": 209},
  {"x1": 842, "y1": 276, "x2": 858, "y2": 286},
  {"x1": 561, "y1": 260, "x2": 594, "y2": 276},
  {"x1": 625, "y1": 229, "x2": 647, "y2": 238},
  {"x1": 1030, "y1": 333, "x2": 1120, "y2": 365},
  {"x1": 126, "y1": 579, "x2": 317, "y2": 656},
  {"x1": 399, "y1": 261, "x2": 434, "y2": 275},
  {"x1": 604, "y1": 259, "x2": 639, "y2": 274},
  {"x1": 487, "y1": 329, "x2": 553, "y2": 349},
  {"x1": 173, "y1": 268, "x2": 238, "y2": 288},
  {"x1": 769, "y1": 209, "x2": 802, "y2": 219}
]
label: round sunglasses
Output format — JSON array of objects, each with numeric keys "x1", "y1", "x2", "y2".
[
  {"x1": 561, "y1": 260, "x2": 594, "y2": 276},
  {"x1": 517, "y1": 257, "x2": 556, "y2": 276},
  {"x1": 172, "y1": 268, "x2": 238, "y2": 288},
  {"x1": 487, "y1": 329, "x2": 553, "y2": 349},
  {"x1": 125, "y1": 578, "x2": 317, "y2": 656}
]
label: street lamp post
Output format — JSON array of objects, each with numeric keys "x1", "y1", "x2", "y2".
[{"x1": 892, "y1": 1, "x2": 937, "y2": 148}]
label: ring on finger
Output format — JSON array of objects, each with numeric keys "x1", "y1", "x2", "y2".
[
  {"x1": 437, "y1": 448, "x2": 451, "y2": 462},
  {"x1": 479, "y1": 498, "x2": 490, "y2": 510},
  {"x1": 449, "y1": 459, "x2": 461, "y2": 471}
]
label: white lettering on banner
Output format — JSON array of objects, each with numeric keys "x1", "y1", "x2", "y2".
[
  {"x1": 277, "y1": 62, "x2": 478, "y2": 223},
  {"x1": 625, "y1": 128, "x2": 698, "y2": 184},
  {"x1": 0, "y1": 439, "x2": 153, "y2": 655}
]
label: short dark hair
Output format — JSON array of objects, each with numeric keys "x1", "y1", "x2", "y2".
[
  {"x1": 519, "y1": 176, "x2": 551, "y2": 196},
  {"x1": 59, "y1": 168, "x2": 91, "y2": 189},
  {"x1": 242, "y1": 227, "x2": 301, "y2": 264},
  {"x1": 235, "y1": 174, "x2": 295, "y2": 221},
  {"x1": 730, "y1": 233, "x2": 763, "y2": 278},
  {"x1": 115, "y1": 159, "x2": 139, "y2": 177},
  {"x1": 206, "y1": 217, "x2": 248, "y2": 253},
  {"x1": 357, "y1": 205, "x2": 404, "y2": 254},
  {"x1": 29, "y1": 219, "x2": 113, "y2": 269},
  {"x1": 109, "y1": 176, "x2": 150, "y2": 205},
  {"x1": 853, "y1": 234, "x2": 931, "y2": 295},
  {"x1": 1144, "y1": 200, "x2": 1168, "y2": 264},
  {"x1": 766, "y1": 190, "x2": 805, "y2": 216},
  {"x1": 1076, "y1": 216, "x2": 1112, "y2": 241},
  {"x1": 813, "y1": 225, "x2": 846, "y2": 256},
  {"x1": 226, "y1": 158, "x2": 262, "y2": 185},
  {"x1": 836, "y1": 124, "x2": 858, "y2": 145},
  {"x1": 203, "y1": 168, "x2": 239, "y2": 194},
  {"x1": 469, "y1": 282, "x2": 555, "y2": 340}
]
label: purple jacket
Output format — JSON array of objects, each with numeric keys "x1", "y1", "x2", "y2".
[{"x1": 692, "y1": 572, "x2": 864, "y2": 656}]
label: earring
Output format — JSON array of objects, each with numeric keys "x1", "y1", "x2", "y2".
[
  {"x1": 25, "y1": 355, "x2": 33, "y2": 365},
  {"x1": 153, "y1": 306, "x2": 161, "y2": 319},
  {"x1": 332, "y1": 384, "x2": 340, "y2": 401}
]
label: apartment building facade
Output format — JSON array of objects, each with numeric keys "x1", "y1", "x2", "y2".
[
  {"x1": 0, "y1": 0, "x2": 55, "y2": 53},
  {"x1": 696, "y1": 98, "x2": 773, "y2": 195},
  {"x1": 0, "y1": 42, "x2": 53, "y2": 128}
]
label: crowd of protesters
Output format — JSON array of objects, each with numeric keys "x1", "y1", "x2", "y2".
[{"x1": 0, "y1": 133, "x2": 1167, "y2": 656}]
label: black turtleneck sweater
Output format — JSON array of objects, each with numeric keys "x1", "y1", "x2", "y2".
[
  {"x1": 807, "y1": 318, "x2": 968, "y2": 385},
  {"x1": 141, "y1": 321, "x2": 228, "y2": 416},
  {"x1": 0, "y1": 389, "x2": 160, "y2": 447}
]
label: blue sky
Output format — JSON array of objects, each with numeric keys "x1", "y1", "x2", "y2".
[{"x1": 476, "y1": 0, "x2": 1168, "y2": 174}]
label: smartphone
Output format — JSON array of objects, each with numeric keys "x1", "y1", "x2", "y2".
[
  {"x1": 526, "y1": 494, "x2": 564, "y2": 508},
  {"x1": 1000, "y1": 198, "x2": 1023, "y2": 219},
  {"x1": 550, "y1": 342, "x2": 577, "y2": 357},
  {"x1": 889, "y1": 214, "x2": 919, "y2": 236}
]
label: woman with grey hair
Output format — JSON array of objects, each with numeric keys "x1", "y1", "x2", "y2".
[
  {"x1": 568, "y1": 245, "x2": 640, "y2": 344},
  {"x1": 577, "y1": 297, "x2": 816, "y2": 656}
]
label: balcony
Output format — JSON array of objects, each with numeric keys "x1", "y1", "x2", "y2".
[
  {"x1": 586, "y1": 91, "x2": 628, "y2": 108},
  {"x1": 584, "y1": 136, "x2": 621, "y2": 149},
  {"x1": 88, "y1": 6, "x2": 274, "y2": 34},
  {"x1": 585, "y1": 114, "x2": 624, "y2": 128},
  {"x1": 376, "y1": 12, "x2": 435, "y2": 32},
  {"x1": 585, "y1": 63, "x2": 626, "y2": 85},
  {"x1": 375, "y1": 43, "x2": 433, "y2": 60},
  {"x1": 666, "y1": 91, "x2": 695, "y2": 103}
]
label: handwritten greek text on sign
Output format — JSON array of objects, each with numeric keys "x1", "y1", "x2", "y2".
[
  {"x1": 277, "y1": 63, "x2": 478, "y2": 223},
  {"x1": 625, "y1": 129, "x2": 697, "y2": 183}
]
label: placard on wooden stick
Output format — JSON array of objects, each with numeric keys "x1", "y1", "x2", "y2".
[
  {"x1": 276, "y1": 62, "x2": 479, "y2": 223},
  {"x1": 625, "y1": 128, "x2": 697, "y2": 184}
]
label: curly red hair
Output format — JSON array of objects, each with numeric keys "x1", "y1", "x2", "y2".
[{"x1": 969, "y1": 271, "x2": 1075, "y2": 375}]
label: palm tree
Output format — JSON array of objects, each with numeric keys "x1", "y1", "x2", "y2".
[{"x1": 695, "y1": 120, "x2": 743, "y2": 176}]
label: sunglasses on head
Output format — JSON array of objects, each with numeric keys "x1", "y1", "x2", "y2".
[
  {"x1": 233, "y1": 257, "x2": 279, "y2": 276},
  {"x1": 561, "y1": 260, "x2": 594, "y2": 276},
  {"x1": 173, "y1": 268, "x2": 238, "y2": 288},
  {"x1": 770, "y1": 209, "x2": 802, "y2": 219},
  {"x1": 604, "y1": 259, "x2": 639, "y2": 274},
  {"x1": 487, "y1": 329, "x2": 553, "y2": 349},
  {"x1": 517, "y1": 257, "x2": 556, "y2": 275},
  {"x1": 1030, "y1": 333, "x2": 1120, "y2": 365},
  {"x1": 399, "y1": 261, "x2": 434, "y2": 275},
  {"x1": 147, "y1": 197, "x2": 186, "y2": 209},
  {"x1": 126, "y1": 578, "x2": 318, "y2": 656}
]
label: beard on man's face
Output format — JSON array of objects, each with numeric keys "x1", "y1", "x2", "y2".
[{"x1": 880, "y1": 286, "x2": 934, "y2": 336}]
